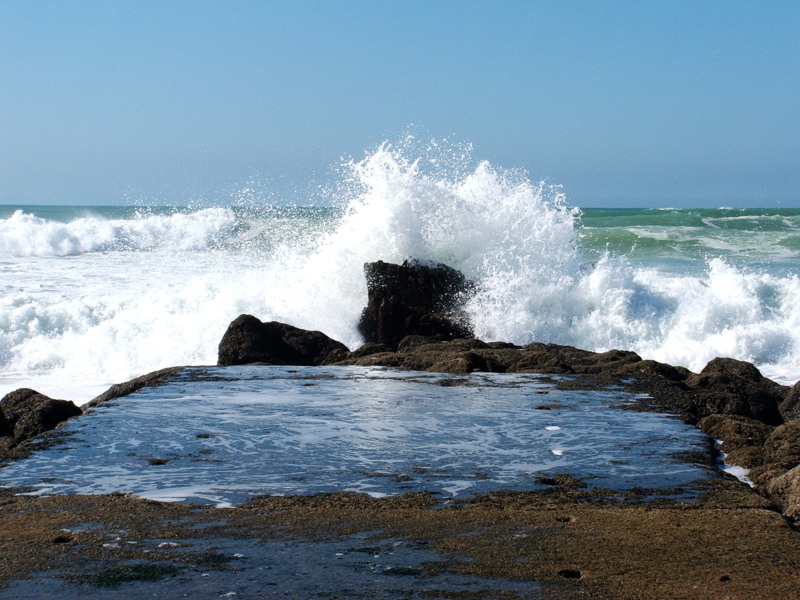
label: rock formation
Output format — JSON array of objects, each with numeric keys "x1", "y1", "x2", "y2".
[
  {"x1": 86, "y1": 366, "x2": 186, "y2": 408},
  {"x1": 218, "y1": 314, "x2": 348, "y2": 366},
  {"x1": 685, "y1": 358, "x2": 785, "y2": 426},
  {"x1": 0, "y1": 388, "x2": 82, "y2": 453},
  {"x1": 357, "y1": 259, "x2": 474, "y2": 349}
]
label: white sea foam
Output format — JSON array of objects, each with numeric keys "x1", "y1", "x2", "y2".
[
  {"x1": 0, "y1": 207, "x2": 238, "y2": 257},
  {"x1": 2, "y1": 140, "x2": 800, "y2": 402}
]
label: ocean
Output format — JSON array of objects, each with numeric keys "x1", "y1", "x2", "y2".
[{"x1": 2, "y1": 143, "x2": 800, "y2": 403}]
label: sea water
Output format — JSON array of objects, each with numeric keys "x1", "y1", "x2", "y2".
[
  {"x1": 2, "y1": 140, "x2": 800, "y2": 403},
  {"x1": 0, "y1": 366, "x2": 712, "y2": 506}
]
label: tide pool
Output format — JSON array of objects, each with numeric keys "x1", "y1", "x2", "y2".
[{"x1": 0, "y1": 366, "x2": 717, "y2": 506}]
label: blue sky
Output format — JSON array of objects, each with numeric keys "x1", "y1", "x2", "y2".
[{"x1": 1, "y1": 1, "x2": 798, "y2": 207}]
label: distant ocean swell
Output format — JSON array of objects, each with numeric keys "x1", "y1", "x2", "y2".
[{"x1": 2, "y1": 141, "x2": 800, "y2": 401}]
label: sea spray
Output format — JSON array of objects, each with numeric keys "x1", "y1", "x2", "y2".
[
  {"x1": 2, "y1": 140, "x2": 800, "y2": 402},
  {"x1": 283, "y1": 142, "x2": 582, "y2": 347}
]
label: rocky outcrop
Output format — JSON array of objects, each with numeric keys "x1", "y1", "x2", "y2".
[
  {"x1": 86, "y1": 366, "x2": 186, "y2": 408},
  {"x1": 760, "y1": 420, "x2": 800, "y2": 475},
  {"x1": 209, "y1": 259, "x2": 800, "y2": 520},
  {"x1": 0, "y1": 388, "x2": 82, "y2": 451},
  {"x1": 696, "y1": 413, "x2": 800, "y2": 521},
  {"x1": 780, "y1": 381, "x2": 800, "y2": 421},
  {"x1": 685, "y1": 358, "x2": 786, "y2": 426},
  {"x1": 697, "y1": 414, "x2": 774, "y2": 471},
  {"x1": 218, "y1": 314, "x2": 349, "y2": 367},
  {"x1": 765, "y1": 465, "x2": 800, "y2": 521},
  {"x1": 357, "y1": 260, "x2": 474, "y2": 349}
]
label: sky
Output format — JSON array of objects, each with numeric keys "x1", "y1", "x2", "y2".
[{"x1": 1, "y1": 1, "x2": 798, "y2": 208}]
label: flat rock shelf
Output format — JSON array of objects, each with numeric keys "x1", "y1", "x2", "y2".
[{"x1": 1, "y1": 366, "x2": 716, "y2": 506}]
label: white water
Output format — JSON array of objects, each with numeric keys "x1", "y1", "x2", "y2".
[{"x1": 2, "y1": 140, "x2": 800, "y2": 402}]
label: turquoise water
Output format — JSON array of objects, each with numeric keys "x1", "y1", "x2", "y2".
[
  {"x1": 579, "y1": 207, "x2": 800, "y2": 274},
  {"x1": 5, "y1": 204, "x2": 798, "y2": 274}
]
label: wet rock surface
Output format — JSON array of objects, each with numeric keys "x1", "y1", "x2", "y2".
[
  {"x1": 357, "y1": 259, "x2": 474, "y2": 349},
  {"x1": 765, "y1": 465, "x2": 800, "y2": 521},
  {"x1": 0, "y1": 483, "x2": 796, "y2": 600},
  {"x1": 780, "y1": 381, "x2": 800, "y2": 421},
  {"x1": 86, "y1": 366, "x2": 185, "y2": 408},
  {"x1": 217, "y1": 314, "x2": 348, "y2": 366},
  {"x1": 0, "y1": 389, "x2": 81, "y2": 456},
  {"x1": 685, "y1": 357, "x2": 786, "y2": 426},
  {"x1": 0, "y1": 366, "x2": 716, "y2": 504}
]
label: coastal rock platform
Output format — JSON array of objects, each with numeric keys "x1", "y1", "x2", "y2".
[{"x1": 0, "y1": 361, "x2": 799, "y2": 599}]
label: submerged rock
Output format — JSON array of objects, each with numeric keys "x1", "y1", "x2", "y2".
[
  {"x1": 357, "y1": 260, "x2": 474, "y2": 349},
  {"x1": 0, "y1": 388, "x2": 82, "y2": 450},
  {"x1": 218, "y1": 314, "x2": 349, "y2": 367}
]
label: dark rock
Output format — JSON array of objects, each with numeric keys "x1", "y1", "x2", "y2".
[
  {"x1": 415, "y1": 339, "x2": 490, "y2": 354},
  {"x1": 697, "y1": 414, "x2": 774, "y2": 451},
  {"x1": 780, "y1": 382, "x2": 800, "y2": 421},
  {"x1": 0, "y1": 409, "x2": 12, "y2": 438},
  {"x1": 319, "y1": 347, "x2": 351, "y2": 365},
  {"x1": 0, "y1": 388, "x2": 82, "y2": 447},
  {"x1": 749, "y1": 464, "x2": 791, "y2": 488},
  {"x1": 685, "y1": 358, "x2": 786, "y2": 425},
  {"x1": 571, "y1": 349, "x2": 643, "y2": 375},
  {"x1": 508, "y1": 351, "x2": 575, "y2": 374},
  {"x1": 486, "y1": 341, "x2": 521, "y2": 350},
  {"x1": 347, "y1": 342, "x2": 394, "y2": 359},
  {"x1": 724, "y1": 446, "x2": 768, "y2": 471},
  {"x1": 397, "y1": 335, "x2": 443, "y2": 353},
  {"x1": 86, "y1": 367, "x2": 185, "y2": 408},
  {"x1": 218, "y1": 315, "x2": 348, "y2": 367},
  {"x1": 616, "y1": 360, "x2": 692, "y2": 382},
  {"x1": 427, "y1": 351, "x2": 505, "y2": 374},
  {"x1": 696, "y1": 414, "x2": 774, "y2": 469},
  {"x1": 357, "y1": 260, "x2": 474, "y2": 349}
]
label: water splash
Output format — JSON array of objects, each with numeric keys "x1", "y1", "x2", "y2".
[{"x1": 2, "y1": 139, "x2": 800, "y2": 402}]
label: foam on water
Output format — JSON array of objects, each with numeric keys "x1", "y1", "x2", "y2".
[
  {"x1": 2, "y1": 139, "x2": 800, "y2": 401},
  {"x1": 0, "y1": 366, "x2": 713, "y2": 505},
  {"x1": 0, "y1": 207, "x2": 238, "y2": 256}
]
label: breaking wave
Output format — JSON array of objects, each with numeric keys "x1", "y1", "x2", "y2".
[{"x1": 2, "y1": 139, "x2": 800, "y2": 401}]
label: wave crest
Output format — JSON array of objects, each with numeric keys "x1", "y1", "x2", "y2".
[{"x1": 0, "y1": 207, "x2": 238, "y2": 257}]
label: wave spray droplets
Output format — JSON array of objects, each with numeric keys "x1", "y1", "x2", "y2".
[{"x1": 2, "y1": 140, "x2": 800, "y2": 401}]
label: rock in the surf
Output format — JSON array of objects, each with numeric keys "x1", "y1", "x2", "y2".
[
  {"x1": 0, "y1": 388, "x2": 82, "y2": 448},
  {"x1": 217, "y1": 314, "x2": 348, "y2": 366},
  {"x1": 357, "y1": 259, "x2": 474, "y2": 349}
]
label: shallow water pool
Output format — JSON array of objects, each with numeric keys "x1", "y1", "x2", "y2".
[{"x1": 0, "y1": 366, "x2": 715, "y2": 506}]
